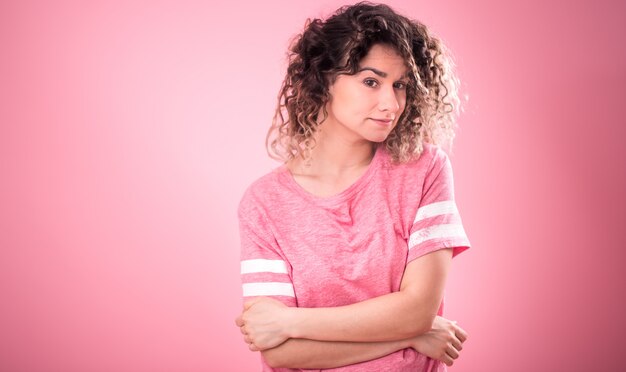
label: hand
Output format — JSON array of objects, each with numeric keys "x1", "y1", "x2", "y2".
[
  {"x1": 410, "y1": 316, "x2": 468, "y2": 366},
  {"x1": 235, "y1": 297, "x2": 291, "y2": 351}
]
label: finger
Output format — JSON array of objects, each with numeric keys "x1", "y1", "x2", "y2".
[
  {"x1": 243, "y1": 335, "x2": 252, "y2": 344},
  {"x1": 240, "y1": 326, "x2": 247, "y2": 335},
  {"x1": 451, "y1": 336, "x2": 463, "y2": 352},
  {"x1": 446, "y1": 344, "x2": 460, "y2": 359},
  {"x1": 249, "y1": 343, "x2": 259, "y2": 352},
  {"x1": 235, "y1": 315, "x2": 243, "y2": 327},
  {"x1": 454, "y1": 324, "x2": 469, "y2": 343},
  {"x1": 441, "y1": 353, "x2": 454, "y2": 366}
]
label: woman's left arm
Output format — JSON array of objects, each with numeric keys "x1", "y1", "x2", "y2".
[{"x1": 241, "y1": 247, "x2": 453, "y2": 348}]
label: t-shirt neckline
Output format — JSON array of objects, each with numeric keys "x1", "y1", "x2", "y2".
[{"x1": 278, "y1": 144, "x2": 384, "y2": 207}]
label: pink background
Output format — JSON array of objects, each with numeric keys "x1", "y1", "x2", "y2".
[{"x1": 1, "y1": 0, "x2": 625, "y2": 371}]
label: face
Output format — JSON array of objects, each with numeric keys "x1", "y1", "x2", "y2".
[{"x1": 322, "y1": 43, "x2": 409, "y2": 144}]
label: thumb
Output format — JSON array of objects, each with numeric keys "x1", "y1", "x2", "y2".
[{"x1": 243, "y1": 299, "x2": 258, "y2": 310}]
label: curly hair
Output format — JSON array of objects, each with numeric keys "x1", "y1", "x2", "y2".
[{"x1": 266, "y1": 1, "x2": 463, "y2": 164}]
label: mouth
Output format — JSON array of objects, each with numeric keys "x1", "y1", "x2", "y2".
[{"x1": 370, "y1": 118, "x2": 394, "y2": 126}]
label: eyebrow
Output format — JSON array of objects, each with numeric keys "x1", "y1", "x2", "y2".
[
  {"x1": 358, "y1": 67, "x2": 409, "y2": 79},
  {"x1": 358, "y1": 67, "x2": 387, "y2": 77}
]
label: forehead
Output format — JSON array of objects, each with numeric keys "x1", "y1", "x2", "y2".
[{"x1": 358, "y1": 44, "x2": 408, "y2": 75}]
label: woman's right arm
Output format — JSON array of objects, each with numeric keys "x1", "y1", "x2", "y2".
[{"x1": 261, "y1": 338, "x2": 411, "y2": 369}]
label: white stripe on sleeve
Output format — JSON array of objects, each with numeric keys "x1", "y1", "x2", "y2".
[
  {"x1": 241, "y1": 259, "x2": 288, "y2": 274},
  {"x1": 242, "y1": 282, "x2": 296, "y2": 297},
  {"x1": 408, "y1": 223, "x2": 468, "y2": 249},
  {"x1": 414, "y1": 201, "x2": 459, "y2": 223}
]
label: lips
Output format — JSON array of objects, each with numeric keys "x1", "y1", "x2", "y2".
[{"x1": 370, "y1": 118, "x2": 394, "y2": 126}]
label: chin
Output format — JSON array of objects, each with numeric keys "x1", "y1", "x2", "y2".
[
  {"x1": 368, "y1": 131, "x2": 392, "y2": 142},
  {"x1": 367, "y1": 136, "x2": 389, "y2": 144}
]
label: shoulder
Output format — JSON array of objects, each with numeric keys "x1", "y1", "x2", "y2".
[
  {"x1": 424, "y1": 143, "x2": 451, "y2": 171},
  {"x1": 418, "y1": 142, "x2": 449, "y2": 168},
  {"x1": 238, "y1": 165, "x2": 285, "y2": 218}
]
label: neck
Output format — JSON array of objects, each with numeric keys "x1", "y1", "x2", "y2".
[{"x1": 294, "y1": 129, "x2": 377, "y2": 177}]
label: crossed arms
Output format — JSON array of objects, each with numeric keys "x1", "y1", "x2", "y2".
[{"x1": 236, "y1": 248, "x2": 467, "y2": 368}]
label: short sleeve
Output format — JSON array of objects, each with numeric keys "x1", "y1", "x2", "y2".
[
  {"x1": 407, "y1": 148, "x2": 471, "y2": 263},
  {"x1": 238, "y1": 196, "x2": 297, "y2": 307}
]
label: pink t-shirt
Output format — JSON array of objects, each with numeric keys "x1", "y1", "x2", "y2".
[{"x1": 238, "y1": 142, "x2": 471, "y2": 371}]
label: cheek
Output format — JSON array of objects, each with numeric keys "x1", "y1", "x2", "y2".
[
  {"x1": 398, "y1": 95, "x2": 408, "y2": 112},
  {"x1": 335, "y1": 89, "x2": 371, "y2": 116}
]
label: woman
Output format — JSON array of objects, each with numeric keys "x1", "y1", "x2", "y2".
[{"x1": 235, "y1": 2, "x2": 471, "y2": 370}]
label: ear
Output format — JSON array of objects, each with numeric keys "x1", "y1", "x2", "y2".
[{"x1": 325, "y1": 71, "x2": 341, "y2": 95}]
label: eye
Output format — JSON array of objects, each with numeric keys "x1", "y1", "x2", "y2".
[
  {"x1": 394, "y1": 81, "x2": 407, "y2": 90},
  {"x1": 363, "y1": 78, "x2": 379, "y2": 88}
]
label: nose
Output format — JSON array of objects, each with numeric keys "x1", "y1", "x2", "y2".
[{"x1": 378, "y1": 86, "x2": 401, "y2": 113}]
